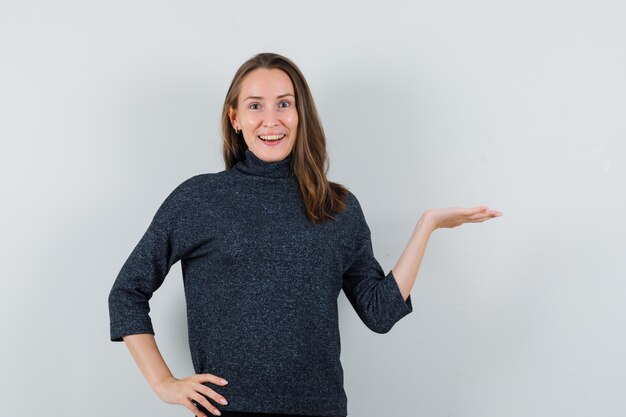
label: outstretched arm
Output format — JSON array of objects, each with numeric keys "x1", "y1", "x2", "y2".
[{"x1": 391, "y1": 206, "x2": 502, "y2": 301}]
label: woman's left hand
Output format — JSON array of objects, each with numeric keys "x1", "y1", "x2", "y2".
[{"x1": 425, "y1": 206, "x2": 502, "y2": 231}]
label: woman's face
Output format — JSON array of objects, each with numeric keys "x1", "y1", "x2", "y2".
[{"x1": 229, "y1": 68, "x2": 298, "y2": 162}]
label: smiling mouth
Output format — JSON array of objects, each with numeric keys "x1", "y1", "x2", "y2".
[{"x1": 258, "y1": 134, "x2": 286, "y2": 142}]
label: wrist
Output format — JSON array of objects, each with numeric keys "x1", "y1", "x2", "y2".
[
  {"x1": 419, "y1": 211, "x2": 437, "y2": 233},
  {"x1": 151, "y1": 375, "x2": 176, "y2": 394}
]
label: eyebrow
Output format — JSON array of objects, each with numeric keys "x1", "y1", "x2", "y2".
[{"x1": 243, "y1": 93, "x2": 294, "y2": 102}]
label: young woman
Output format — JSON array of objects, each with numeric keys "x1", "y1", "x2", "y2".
[{"x1": 108, "y1": 52, "x2": 502, "y2": 417}]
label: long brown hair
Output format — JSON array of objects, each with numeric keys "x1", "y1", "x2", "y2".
[{"x1": 221, "y1": 52, "x2": 349, "y2": 224}]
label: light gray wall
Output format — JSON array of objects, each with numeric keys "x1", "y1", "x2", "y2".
[{"x1": 1, "y1": 1, "x2": 624, "y2": 416}]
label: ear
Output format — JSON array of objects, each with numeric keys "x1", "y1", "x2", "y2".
[{"x1": 228, "y1": 107, "x2": 238, "y2": 130}]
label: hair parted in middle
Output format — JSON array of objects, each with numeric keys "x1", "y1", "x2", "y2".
[{"x1": 221, "y1": 52, "x2": 350, "y2": 224}]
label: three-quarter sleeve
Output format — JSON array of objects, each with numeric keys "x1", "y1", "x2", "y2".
[
  {"x1": 107, "y1": 177, "x2": 197, "y2": 342},
  {"x1": 108, "y1": 220, "x2": 180, "y2": 341},
  {"x1": 341, "y1": 196, "x2": 413, "y2": 334}
]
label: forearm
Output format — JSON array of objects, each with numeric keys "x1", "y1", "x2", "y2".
[
  {"x1": 123, "y1": 333, "x2": 175, "y2": 393},
  {"x1": 391, "y1": 213, "x2": 436, "y2": 301}
]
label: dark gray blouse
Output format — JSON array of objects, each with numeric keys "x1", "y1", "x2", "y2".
[{"x1": 108, "y1": 149, "x2": 413, "y2": 416}]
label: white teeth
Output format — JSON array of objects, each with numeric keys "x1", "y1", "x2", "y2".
[{"x1": 258, "y1": 134, "x2": 286, "y2": 141}]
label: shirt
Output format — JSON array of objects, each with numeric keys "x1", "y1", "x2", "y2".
[{"x1": 108, "y1": 148, "x2": 413, "y2": 416}]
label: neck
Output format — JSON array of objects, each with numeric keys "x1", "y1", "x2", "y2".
[{"x1": 232, "y1": 149, "x2": 293, "y2": 179}]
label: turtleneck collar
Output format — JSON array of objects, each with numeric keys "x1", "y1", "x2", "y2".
[{"x1": 232, "y1": 149, "x2": 293, "y2": 179}]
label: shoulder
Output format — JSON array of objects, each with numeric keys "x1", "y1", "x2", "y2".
[
  {"x1": 343, "y1": 190, "x2": 366, "y2": 220},
  {"x1": 332, "y1": 189, "x2": 372, "y2": 256},
  {"x1": 163, "y1": 171, "x2": 228, "y2": 201},
  {"x1": 151, "y1": 172, "x2": 226, "y2": 229},
  {"x1": 330, "y1": 189, "x2": 369, "y2": 239}
]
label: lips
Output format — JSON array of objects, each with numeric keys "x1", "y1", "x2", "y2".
[
  {"x1": 257, "y1": 134, "x2": 285, "y2": 147},
  {"x1": 258, "y1": 134, "x2": 286, "y2": 140}
]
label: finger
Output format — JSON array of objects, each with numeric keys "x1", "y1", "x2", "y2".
[
  {"x1": 186, "y1": 399, "x2": 209, "y2": 417},
  {"x1": 468, "y1": 208, "x2": 500, "y2": 220},
  {"x1": 466, "y1": 206, "x2": 489, "y2": 216},
  {"x1": 194, "y1": 382, "x2": 228, "y2": 407},
  {"x1": 484, "y1": 208, "x2": 502, "y2": 216},
  {"x1": 191, "y1": 399, "x2": 214, "y2": 417},
  {"x1": 474, "y1": 213, "x2": 500, "y2": 222},
  {"x1": 477, "y1": 211, "x2": 501, "y2": 219},
  {"x1": 191, "y1": 395, "x2": 221, "y2": 416},
  {"x1": 463, "y1": 206, "x2": 481, "y2": 214},
  {"x1": 467, "y1": 211, "x2": 489, "y2": 220},
  {"x1": 464, "y1": 215, "x2": 490, "y2": 224},
  {"x1": 197, "y1": 373, "x2": 229, "y2": 386}
]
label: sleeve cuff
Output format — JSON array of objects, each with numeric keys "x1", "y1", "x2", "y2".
[
  {"x1": 110, "y1": 319, "x2": 155, "y2": 342},
  {"x1": 385, "y1": 269, "x2": 413, "y2": 315}
]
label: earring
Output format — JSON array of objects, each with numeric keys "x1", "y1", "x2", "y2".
[{"x1": 235, "y1": 127, "x2": 240, "y2": 134}]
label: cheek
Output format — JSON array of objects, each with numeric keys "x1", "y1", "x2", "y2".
[
  {"x1": 242, "y1": 116, "x2": 256, "y2": 126},
  {"x1": 287, "y1": 112, "x2": 298, "y2": 128}
]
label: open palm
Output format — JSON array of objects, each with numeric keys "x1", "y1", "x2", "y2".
[{"x1": 426, "y1": 206, "x2": 502, "y2": 230}]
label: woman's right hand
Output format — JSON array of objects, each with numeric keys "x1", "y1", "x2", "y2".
[{"x1": 153, "y1": 373, "x2": 230, "y2": 417}]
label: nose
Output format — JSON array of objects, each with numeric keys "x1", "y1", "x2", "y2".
[{"x1": 263, "y1": 107, "x2": 280, "y2": 128}]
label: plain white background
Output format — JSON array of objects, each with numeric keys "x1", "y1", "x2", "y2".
[{"x1": 1, "y1": 1, "x2": 624, "y2": 416}]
